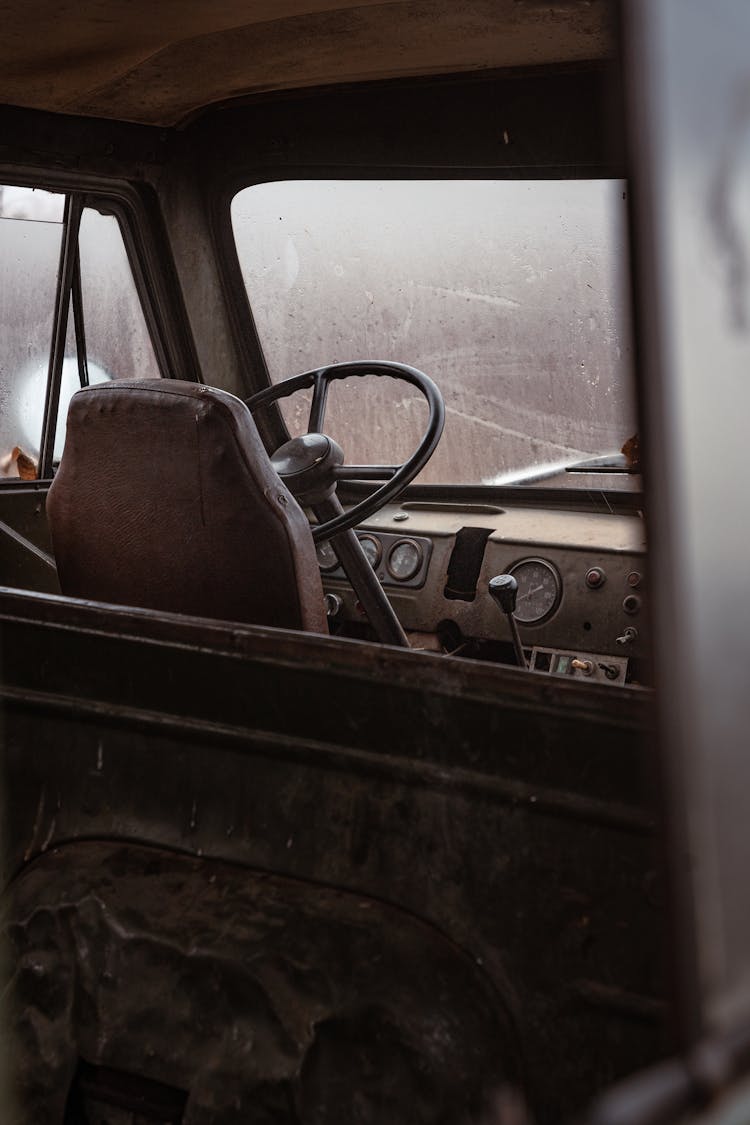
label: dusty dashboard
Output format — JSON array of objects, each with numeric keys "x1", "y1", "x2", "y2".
[{"x1": 318, "y1": 498, "x2": 649, "y2": 687}]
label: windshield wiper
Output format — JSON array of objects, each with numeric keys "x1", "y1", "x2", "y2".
[{"x1": 565, "y1": 453, "x2": 637, "y2": 474}]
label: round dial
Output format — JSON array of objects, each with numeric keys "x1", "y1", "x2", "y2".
[
  {"x1": 357, "y1": 534, "x2": 382, "y2": 569},
  {"x1": 316, "y1": 540, "x2": 339, "y2": 572},
  {"x1": 387, "y1": 538, "x2": 422, "y2": 581},
  {"x1": 508, "y1": 558, "x2": 561, "y2": 624}
]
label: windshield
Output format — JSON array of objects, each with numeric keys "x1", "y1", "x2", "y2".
[{"x1": 231, "y1": 180, "x2": 636, "y2": 488}]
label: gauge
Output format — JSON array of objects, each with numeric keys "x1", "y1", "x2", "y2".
[
  {"x1": 316, "y1": 540, "x2": 339, "y2": 572},
  {"x1": 387, "y1": 538, "x2": 423, "y2": 582},
  {"x1": 507, "y1": 558, "x2": 561, "y2": 624},
  {"x1": 357, "y1": 534, "x2": 382, "y2": 569}
]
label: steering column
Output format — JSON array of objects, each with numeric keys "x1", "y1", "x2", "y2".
[{"x1": 247, "y1": 361, "x2": 445, "y2": 648}]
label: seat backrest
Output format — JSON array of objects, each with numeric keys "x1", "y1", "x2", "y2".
[{"x1": 47, "y1": 379, "x2": 328, "y2": 633}]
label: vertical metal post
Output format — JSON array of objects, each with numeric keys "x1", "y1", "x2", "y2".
[
  {"x1": 624, "y1": 0, "x2": 750, "y2": 1046},
  {"x1": 38, "y1": 194, "x2": 83, "y2": 478},
  {"x1": 72, "y1": 249, "x2": 89, "y2": 389}
]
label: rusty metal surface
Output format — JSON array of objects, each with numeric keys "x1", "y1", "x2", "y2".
[
  {"x1": 3, "y1": 841, "x2": 516, "y2": 1123},
  {"x1": 0, "y1": 587, "x2": 668, "y2": 1122}
]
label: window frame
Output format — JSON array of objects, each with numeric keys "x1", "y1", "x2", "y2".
[{"x1": 0, "y1": 171, "x2": 200, "y2": 484}]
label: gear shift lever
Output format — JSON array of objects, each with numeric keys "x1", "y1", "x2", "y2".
[{"x1": 489, "y1": 575, "x2": 527, "y2": 669}]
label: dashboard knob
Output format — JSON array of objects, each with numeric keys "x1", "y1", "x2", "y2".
[{"x1": 324, "y1": 592, "x2": 343, "y2": 618}]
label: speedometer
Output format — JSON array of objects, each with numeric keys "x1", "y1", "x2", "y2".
[
  {"x1": 507, "y1": 558, "x2": 561, "y2": 624},
  {"x1": 357, "y1": 534, "x2": 382, "y2": 569},
  {"x1": 316, "y1": 540, "x2": 339, "y2": 572},
  {"x1": 387, "y1": 538, "x2": 423, "y2": 581}
]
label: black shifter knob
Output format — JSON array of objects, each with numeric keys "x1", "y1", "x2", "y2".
[
  {"x1": 489, "y1": 573, "x2": 519, "y2": 615},
  {"x1": 488, "y1": 574, "x2": 527, "y2": 669}
]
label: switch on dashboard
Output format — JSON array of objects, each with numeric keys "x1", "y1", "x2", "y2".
[{"x1": 530, "y1": 646, "x2": 628, "y2": 685}]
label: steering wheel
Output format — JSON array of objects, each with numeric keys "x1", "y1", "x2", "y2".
[{"x1": 245, "y1": 361, "x2": 445, "y2": 541}]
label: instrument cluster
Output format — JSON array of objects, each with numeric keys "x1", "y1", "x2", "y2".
[{"x1": 316, "y1": 531, "x2": 433, "y2": 589}]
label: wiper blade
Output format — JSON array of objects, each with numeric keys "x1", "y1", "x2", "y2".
[{"x1": 565, "y1": 453, "x2": 636, "y2": 474}]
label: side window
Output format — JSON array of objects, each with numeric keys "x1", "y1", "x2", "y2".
[
  {"x1": 0, "y1": 185, "x2": 161, "y2": 480},
  {"x1": 0, "y1": 187, "x2": 63, "y2": 478},
  {"x1": 78, "y1": 207, "x2": 161, "y2": 384}
]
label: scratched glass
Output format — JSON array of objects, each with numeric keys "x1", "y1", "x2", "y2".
[
  {"x1": 231, "y1": 180, "x2": 636, "y2": 487},
  {"x1": 0, "y1": 185, "x2": 64, "y2": 478},
  {"x1": 0, "y1": 191, "x2": 162, "y2": 476}
]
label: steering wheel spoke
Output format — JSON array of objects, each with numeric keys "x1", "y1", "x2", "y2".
[
  {"x1": 246, "y1": 360, "x2": 444, "y2": 541},
  {"x1": 332, "y1": 464, "x2": 399, "y2": 482},
  {"x1": 307, "y1": 371, "x2": 330, "y2": 434}
]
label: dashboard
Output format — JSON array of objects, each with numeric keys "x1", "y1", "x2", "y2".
[{"x1": 318, "y1": 498, "x2": 649, "y2": 686}]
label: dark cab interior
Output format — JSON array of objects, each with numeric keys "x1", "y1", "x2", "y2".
[{"x1": 1, "y1": 3, "x2": 747, "y2": 1124}]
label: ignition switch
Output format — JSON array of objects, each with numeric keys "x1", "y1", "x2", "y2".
[{"x1": 324, "y1": 593, "x2": 343, "y2": 618}]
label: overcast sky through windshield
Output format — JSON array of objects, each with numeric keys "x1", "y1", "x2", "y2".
[{"x1": 232, "y1": 180, "x2": 635, "y2": 486}]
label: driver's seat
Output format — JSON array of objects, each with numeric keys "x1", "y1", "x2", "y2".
[{"x1": 47, "y1": 379, "x2": 328, "y2": 633}]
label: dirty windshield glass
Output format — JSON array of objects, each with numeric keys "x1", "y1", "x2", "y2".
[{"x1": 232, "y1": 180, "x2": 635, "y2": 487}]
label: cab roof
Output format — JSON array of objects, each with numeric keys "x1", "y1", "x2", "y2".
[{"x1": 0, "y1": 0, "x2": 613, "y2": 126}]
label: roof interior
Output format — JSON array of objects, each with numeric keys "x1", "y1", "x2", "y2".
[{"x1": 0, "y1": 0, "x2": 614, "y2": 126}]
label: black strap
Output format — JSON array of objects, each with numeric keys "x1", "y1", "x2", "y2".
[{"x1": 443, "y1": 526, "x2": 493, "y2": 601}]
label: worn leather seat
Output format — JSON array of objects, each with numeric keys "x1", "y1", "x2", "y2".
[{"x1": 47, "y1": 379, "x2": 328, "y2": 633}]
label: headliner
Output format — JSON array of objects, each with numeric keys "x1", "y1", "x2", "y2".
[{"x1": 0, "y1": 0, "x2": 613, "y2": 126}]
